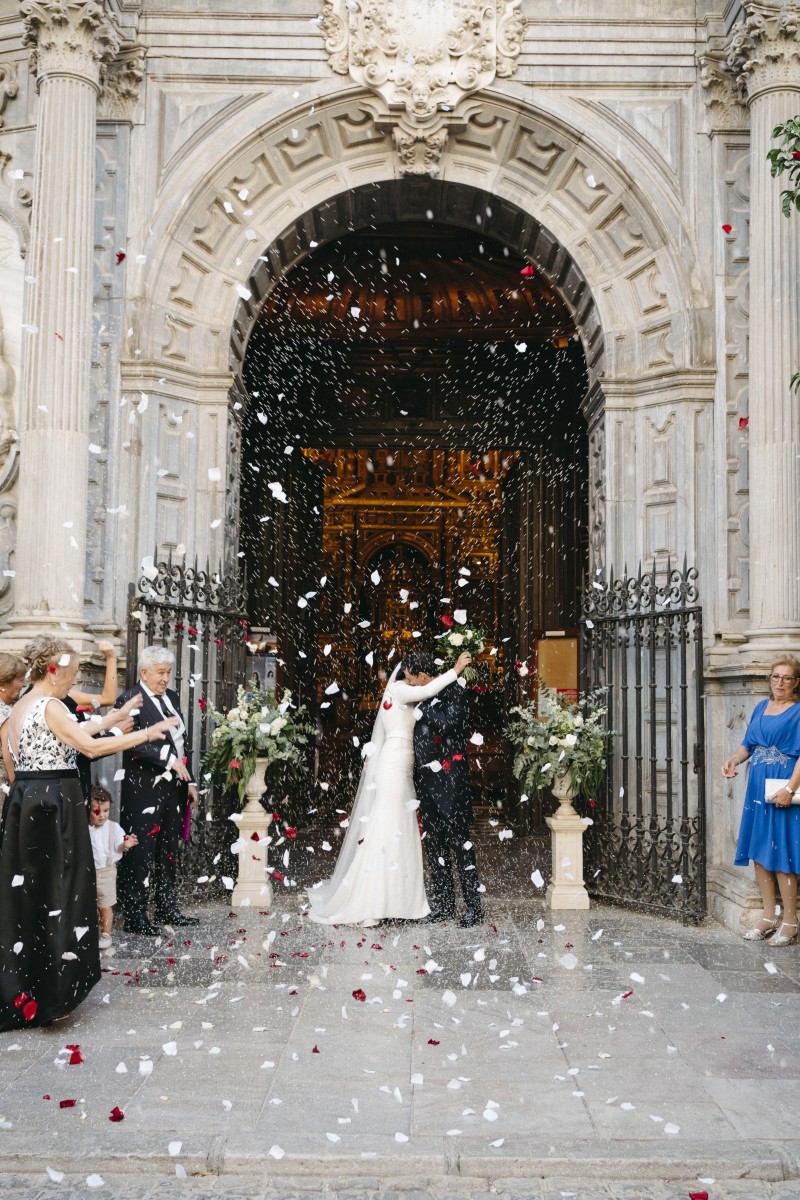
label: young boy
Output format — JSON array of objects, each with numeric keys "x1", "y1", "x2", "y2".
[{"x1": 88, "y1": 784, "x2": 138, "y2": 950}]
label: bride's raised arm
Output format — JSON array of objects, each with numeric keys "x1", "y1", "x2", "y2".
[{"x1": 390, "y1": 667, "x2": 458, "y2": 706}]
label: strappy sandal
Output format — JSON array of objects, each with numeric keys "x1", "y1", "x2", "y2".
[
  {"x1": 743, "y1": 915, "x2": 780, "y2": 941},
  {"x1": 771, "y1": 921, "x2": 799, "y2": 947}
]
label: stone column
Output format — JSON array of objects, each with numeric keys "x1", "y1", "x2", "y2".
[
  {"x1": 9, "y1": 1, "x2": 119, "y2": 646},
  {"x1": 728, "y1": 3, "x2": 800, "y2": 650}
]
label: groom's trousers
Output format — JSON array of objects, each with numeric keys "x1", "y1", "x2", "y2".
[{"x1": 420, "y1": 803, "x2": 482, "y2": 916}]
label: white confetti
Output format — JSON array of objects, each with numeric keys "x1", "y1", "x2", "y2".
[
  {"x1": 268, "y1": 1145, "x2": 285, "y2": 1159},
  {"x1": 11, "y1": 875, "x2": 23, "y2": 888},
  {"x1": 168, "y1": 1141, "x2": 182, "y2": 1157},
  {"x1": 86, "y1": 1175, "x2": 105, "y2": 1189},
  {"x1": 470, "y1": 731, "x2": 484, "y2": 745},
  {"x1": 531, "y1": 870, "x2": 544, "y2": 889}
]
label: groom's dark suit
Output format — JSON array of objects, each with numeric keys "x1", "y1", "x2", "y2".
[
  {"x1": 413, "y1": 678, "x2": 483, "y2": 919},
  {"x1": 113, "y1": 685, "x2": 193, "y2": 926}
]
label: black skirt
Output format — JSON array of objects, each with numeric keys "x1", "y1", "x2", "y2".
[{"x1": 0, "y1": 770, "x2": 100, "y2": 1030}]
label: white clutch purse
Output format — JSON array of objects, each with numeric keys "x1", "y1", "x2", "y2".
[{"x1": 765, "y1": 778, "x2": 800, "y2": 804}]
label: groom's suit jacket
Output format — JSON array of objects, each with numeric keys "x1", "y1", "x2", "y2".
[{"x1": 413, "y1": 679, "x2": 473, "y2": 828}]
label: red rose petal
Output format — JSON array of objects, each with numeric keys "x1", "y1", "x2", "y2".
[
  {"x1": 115, "y1": 251, "x2": 126, "y2": 264},
  {"x1": 689, "y1": 1193, "x2": 709, "y2": 1200},
  {"x1": 59, "y1": 1099, "x2": 76, "y2": 1109},
  {"x1": 441, "y1": 614, "x2": 454, "y2": 627},
  {"x1": 312, "y1": 1045, "x2": 320, "y2": 1053},
  {"x1": 68, "y1": 1049, "x2": 84, "y2": 1065},
  {"x1": 146, "y1": 824, "x2": 161, "y2": 837},
  {"x1": 250, "y1": 832, "x2": 260, "y2": 841},
  {"x1": 441, "y1": 759, "x2": 452, "y2": 772},
  {"x1": 739, "y1": 416, "x2": 749, "y2": 430},
  {"x1": 382, "y1": 699, "x2": 392, "y2": 709},
  {"x1": 451, "y1": 753, "x2": 464, "y2": 762},
  {"x1": 23, "y1": 999, "x2": 38, "y2": 1022},
  {"x1": 285, "y1": 828, "x2": 297, "y2": 839},
  {"x1": 427, "y1": 1039, "x2": 440, "y2": 1045},
  {"x1": 352, "y1": 988, "x2": 367, "y2": 1002},
  {"x1": 43, "y1": 1095, "x2": 50, "y2": 1100},
  {"x1": 371, "y1": 943, "x2": 382, "y2": 950},
  {"x1": 520, "y1": 264, "x2": 536, "y2": 277},
  {"x1": 109, "y1": 1105, "x2": 125, "y2": 1122},
  {"x1": 721, "y1": 223, "x2": 732, "y2": 234}
]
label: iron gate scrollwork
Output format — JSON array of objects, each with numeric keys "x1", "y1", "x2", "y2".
[
  {"x1": 126, "y1": 555, "x2": 248, "y2": 889},
  {"x1": 581, "y1": 559, "x2": 706, "y2": 923}
]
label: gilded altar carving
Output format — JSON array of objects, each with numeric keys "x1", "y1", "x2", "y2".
[{"x1": 319, "y1": 0, "x2": 527, "y2": 173}]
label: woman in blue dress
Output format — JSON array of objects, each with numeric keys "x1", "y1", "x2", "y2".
[{"x1": 723, "y1": 656, "x2": 800, "y2": 946}]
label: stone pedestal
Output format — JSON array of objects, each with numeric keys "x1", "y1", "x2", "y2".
[
  {"x1": 729, "y1": 4, "x2": 800, "y2": 654},
  {"x1": 8, "y1": 1, "x2": 120, "y2": 647},
  {"x1": 545, "y1": 810, "x2": 591, "y2": 910},
  {"x1": 545, "y1": 773, "x2": 590, "y2": 910},
  {"x1": 230, "y1": 758, "x2": 274, "y2": 908}
]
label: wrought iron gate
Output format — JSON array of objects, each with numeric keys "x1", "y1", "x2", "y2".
[
  {"x1": 581, "y1": 560, "x2": 706, "y2": 922},
  {"x1": 125, "y1": 556, "x2": 248, "y2": 886}
]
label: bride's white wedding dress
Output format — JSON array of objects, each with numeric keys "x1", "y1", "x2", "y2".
[{"x1": 306, "y1": 666, "x2": 457, "y2": 925}]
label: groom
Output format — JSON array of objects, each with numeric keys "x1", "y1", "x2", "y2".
[{"x1": 407, "y1": 650, "x2": 484, "y2": 928}]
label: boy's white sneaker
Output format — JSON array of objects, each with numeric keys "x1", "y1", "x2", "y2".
[{"x1": 99, "y1": 933, "x2": 112, "y2": 950}]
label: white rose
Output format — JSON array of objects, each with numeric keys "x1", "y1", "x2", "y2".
[
  {"x1": 270, "y1": 717, "x2": 287, "y2": 736},
  {"x1": 228, "y1": 708, "x2": 240, "y2": 722},
  {"x1": 574, "y1": 714, "x2": 584, "y2": 726},
  {"x1": 549, "y1": 736, "x2": 559, "y2": 746},
  {"x1": 564, "y1": 733, "x2": 578, "y2": 747},
  {"x1": 449, "y1": 633, "x2": 464, "y2": 647}
]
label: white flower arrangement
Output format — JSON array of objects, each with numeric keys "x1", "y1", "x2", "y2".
[
  {"x1": 202, "y1": 685, "x2": 313, "y2": 806},
  {"x1": 506, "y1": 686, "x2": 612, "y2": 800}
]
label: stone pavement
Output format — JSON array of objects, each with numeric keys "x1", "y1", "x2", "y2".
[{"x1": 1, "y1": 896, "x2": 800, "y2": 1198}]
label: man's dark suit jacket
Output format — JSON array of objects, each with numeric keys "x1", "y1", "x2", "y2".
[{"x1": 413, "y1": 679, "x2": 473, "y2": 828}]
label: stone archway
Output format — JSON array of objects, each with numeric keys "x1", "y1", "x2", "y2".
[{"x1": 128, "y1": 82, "x2": 712, "y2": 625}]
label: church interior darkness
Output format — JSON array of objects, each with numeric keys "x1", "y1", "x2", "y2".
[{"x1": 239, "y1": 222, "x2": 589, "y2": 831}]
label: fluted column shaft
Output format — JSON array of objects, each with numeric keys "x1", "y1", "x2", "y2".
[
  {"x1": 12, "y1": 1, "x2": 118, "y2": 638},
  {"x1": 737, "y1": 6, "x2": 800, "y2": 642}
]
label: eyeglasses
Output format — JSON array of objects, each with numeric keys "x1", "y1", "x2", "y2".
[{"x1": 770, "y1": 674, "x2": 797, "y2": 684}]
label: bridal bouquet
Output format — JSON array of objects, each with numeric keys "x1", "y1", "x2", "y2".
[
  {"x1": 505, "y1": 687, "x2": 612, "y2": 800},
  {"x1": 202, "y1": 685, "x2": 314, "y2": 805},
  {"x1": 438, "y1": 617, "x2": 486, "y2": 681}
]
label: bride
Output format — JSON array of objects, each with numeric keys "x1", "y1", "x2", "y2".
[{"x1": 306, "y1": 650, "x2": 473, "y2": 926}]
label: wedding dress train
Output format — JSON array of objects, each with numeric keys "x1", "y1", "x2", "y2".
[{"x1": 306, "y1": 667, "x2": 457, "y2": 925}]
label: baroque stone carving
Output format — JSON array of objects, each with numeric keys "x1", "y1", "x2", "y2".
[
  {"x1": 698, "y1": 51, "x2": 748, "y2": 131},
  {"x1": 319, "y1": 0, "x2": 527, "y2": 174},
  {"x1": 99, "y1": 44, "x2": 145, "y2": 121},
  {"x1": 0, "y1": 63, "x2": 19, "y2": 130},
  {"x1": 726, "y1": 1, "x2": 800, "y2": 99},
  {"x1": 21, "y1": 0, "x2": 121, "y2": 88}
]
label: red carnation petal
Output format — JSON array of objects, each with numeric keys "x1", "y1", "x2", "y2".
[
  {"x1": 352, "y1": 988, "x2": 367, "y2": 1002},
  {"x1": 721, "y1": 223, "x2": 732, "y2": 234}
]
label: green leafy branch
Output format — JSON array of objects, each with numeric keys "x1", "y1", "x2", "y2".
[{"x1": 767, "y1": 117, "x2": 800, "y2": 217}]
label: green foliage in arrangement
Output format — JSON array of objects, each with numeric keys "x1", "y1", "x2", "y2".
[{"x1": 505, "y1": 686, "x2": 613, "y2": 801}]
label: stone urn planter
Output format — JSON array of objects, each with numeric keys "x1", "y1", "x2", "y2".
[
  {"x1": 545, "y1": 770, "x2": 590, "y2": 911},
  {"x1": 230, "y1": 757, "x2": 274, "y2": 908}
]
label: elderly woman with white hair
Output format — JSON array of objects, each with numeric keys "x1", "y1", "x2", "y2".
[{"x1": 113, "y1": 645, "x2": 199, "y2": 935}]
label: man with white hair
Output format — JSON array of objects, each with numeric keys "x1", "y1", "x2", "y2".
[{"x1": 114, "y1": 646, "x2": 199, "y2": 933}]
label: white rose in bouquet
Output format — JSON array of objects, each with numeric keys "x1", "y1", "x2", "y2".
[
  {"x1": 270, "y1": 716, "x2": 287, "y2": 736},
  {"x1": 564, "y1": 733, "x2": 578, "y2": 747},
  {"x1": 449, "y1": 633, "x2": 464, "y2": 647}
]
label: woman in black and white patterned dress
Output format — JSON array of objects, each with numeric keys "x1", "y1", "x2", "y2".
[{"x1": 0, "y1": 637, "x2": 176, "y2": 1030}]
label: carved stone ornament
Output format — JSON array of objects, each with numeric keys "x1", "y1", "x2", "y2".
[
  {"x1": 698, "y1": 50, "x2": 748, "y2": 130},
  {"x1": 726, "y1": 1, "x2": 800, "y2": 100},
  {"x1": 319, "y1": 0, "x2": 527, "y2": 174},
  {"x1": 0, "y1": 63, "x2": 19, "y2": 130},
  {"x1": 98, "y1": 43, "x2": 145, "y2": 120},
  {"x1": 21, "y1": 0, "x2": 121, "y2": 90}
]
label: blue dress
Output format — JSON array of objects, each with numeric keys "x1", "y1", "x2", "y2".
[{"x1": 734, "y1": 699, "x2": 800, "y2": 873}]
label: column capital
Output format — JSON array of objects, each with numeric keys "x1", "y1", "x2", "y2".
[
  {"x1": 726, "y1": 1, "x2": 800, "y2": 103},
  {"x1": 699, "y1": 50, "x2": 749, "y2": 132},
  {"x1": 98, "y1": 42, "x2": 145, "y2": 120},
  {"x1": 21, "y1": 0, "x2": 121, "y2": 91}
]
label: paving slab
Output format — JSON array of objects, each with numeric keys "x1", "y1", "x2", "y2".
[{"x1": 1, "y1": 898, "x2": 800, "y2": 1196}]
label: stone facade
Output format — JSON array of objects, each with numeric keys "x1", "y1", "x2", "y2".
[{"x1": 0, "y1": 0, "x2": 798, "y2": 929}]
